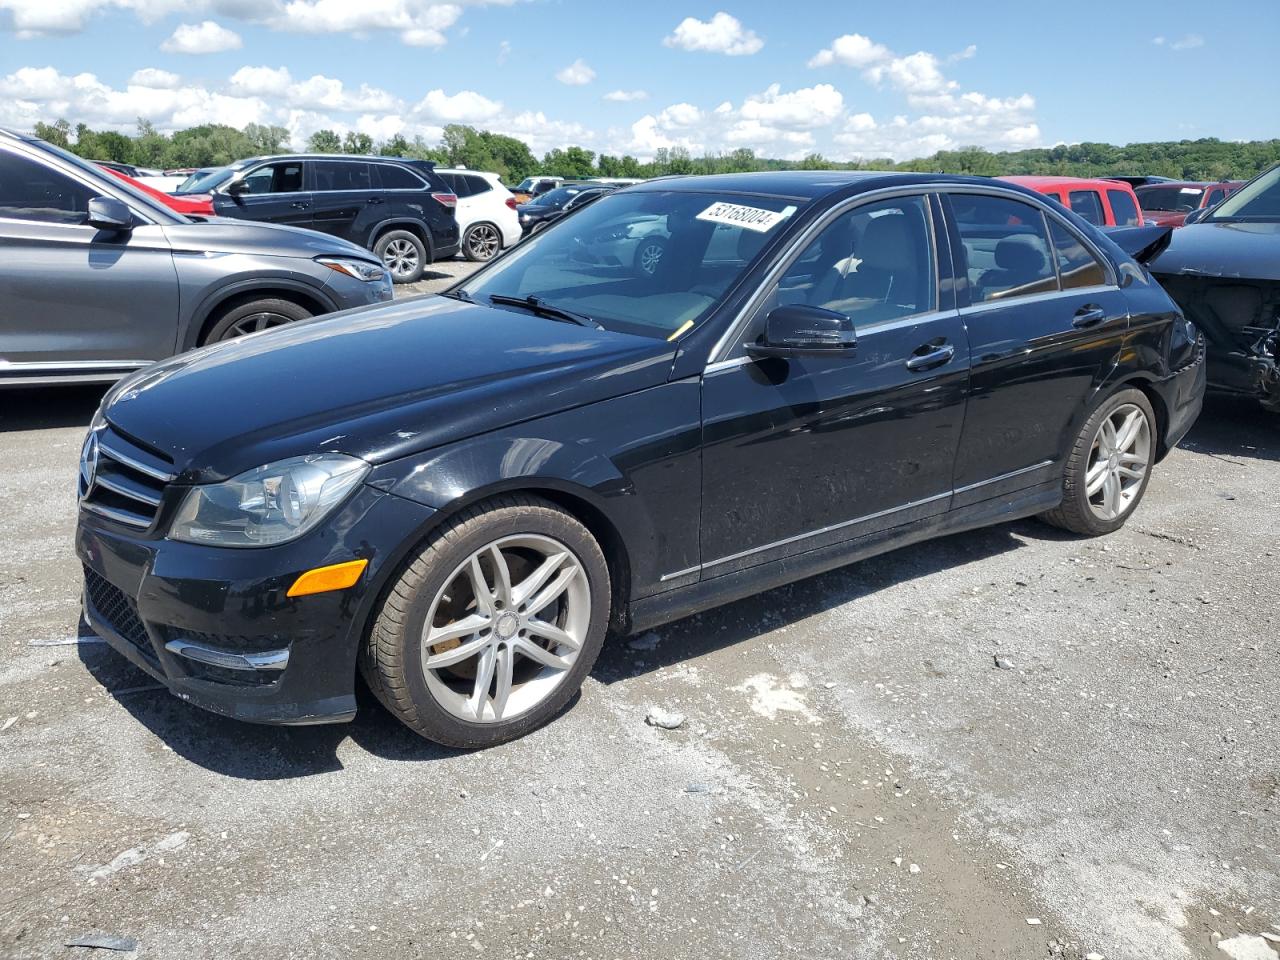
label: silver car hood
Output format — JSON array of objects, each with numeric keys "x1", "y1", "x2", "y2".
[{"x1": 160, "y1": 217, "x2": 378, "y2": 262}]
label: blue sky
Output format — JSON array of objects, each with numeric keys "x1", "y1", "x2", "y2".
[{"x1": 1, "y1": 0, "x2": 1275, "y2": 160}]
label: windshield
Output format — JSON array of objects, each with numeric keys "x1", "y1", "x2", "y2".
[
  {"x1": 175, "y1": 165, "x2": 238, "y2": 195},
  {"x1": 1136, "y1": 185, "x2": 1204, "y2": 212},
  {"x1": 458, "y1": 190, "x2": 802, "y2": 340},
  {"x1": 34, "y1": 139, "x2": 183, "y2": 223},
  {"x1": 1210, "y1": 165, "x2": 1280, "y2": 221},
  {"x1": 531, "y1": 186, "x2": 590, "y2": 208}
]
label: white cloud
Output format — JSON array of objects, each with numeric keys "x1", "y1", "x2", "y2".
[
  {"x1": 604, "y1": 89, "x2": 648, "y2": 102},
  {"x1": 228, "y1": 64, "x2": 292, "y2": 96},
  {"x1": 0, "y1": 0, "x2": 181, "y2": 36},
  {"x1": 227, "y1": 65, "x2": 397, "y2": 111},
  {"x1": 739, "y1": 83, "x2": 843, "y2": 129},
  {"x1": 1172, "y1": 34, "x2": 1204, "y2": 51},
  {"x1": 129, "y1": 67, "x2": 182, "y2": 88},
  {"x1": 664, "y1": 11, "x2": 762, "y2": 56},
  {"x1": 160, "y1": 20, "x2": 242, "y2": 54},
  {"x1": 807, "y1": 33, "x2": 890, "y2": 69},
  {"x1": 414, "y1": 87, "x2": 502, "y2": 122},
  {"x1": 555, "y1": 58, "x2": 595, "y2": 86},
  {"x1": 497, "y1": 39, "x2": 510, "y2": 64}
]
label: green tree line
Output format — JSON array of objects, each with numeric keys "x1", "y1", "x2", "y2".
[{"x1": 33, "y1": 117, "x2": 1280, "y2": 184}]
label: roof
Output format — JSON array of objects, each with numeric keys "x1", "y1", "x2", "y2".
[
  {"x1": 1000, "y1": 175, "x2": 1137, "y2": 190},
  {"x1": 630, "y1": 170, "x2": 949, "y2": 200},
  {"x1": 1133, "y1": 180, "x2": 1245, "y2": 190}
]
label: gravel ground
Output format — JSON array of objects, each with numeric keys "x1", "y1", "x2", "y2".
[{"x1": 1, "y1": 308, "x2": 1277, "y2": 959}]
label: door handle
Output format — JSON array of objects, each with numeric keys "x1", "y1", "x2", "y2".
[
  {"x1": 1072, "y1": 304, "x2": 1107, "y2": 328},
  {"x1": 905, "y1": 343, "x2": 956, "y2": 372},
  {"x1": 291, "y1": 201, "x2": 310, "y2": 210},
  {"x1": 366, "y1": 197, "x2": 385, "y2": 205}
]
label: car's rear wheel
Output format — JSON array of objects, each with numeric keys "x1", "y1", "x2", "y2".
[
  {"x1": 375, "y1": 230, "x2": 427, "y2": 283},
  {"x1": 463, "y1": 222, "x2": 502, "y2": 261},
  {"x1": 204, "y1": 297, "x2": 312, "y2": 344},
  {"x1": 361, "y1": 494, "x2": 610, "y2": 748},
  {"x1": 1041, "y1": 387, "x2": 1156, "y2": 536}
]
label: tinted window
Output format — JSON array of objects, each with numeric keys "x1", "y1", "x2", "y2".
[
  {"x1": 1068, "y1": 190, "x2": 1105, "y2": 225},
  {"x1": 1205, "y1": 187, "x2": 1225, "y2": 207},
  {"x1": 774, "y1": 195, "x2": 935, "y2": 325},
  {"x1": 459, "y1": 190, "x2": 801, "y2": 340},
  {"x1": 466, "y1": 175, "x2": 491, "y2": 196},
  {"x1": 313, "y1": 161, "x2": 372, "y2": 192},
  {"x1": 379, "y1": 164, "x2": 425, "y2": 190},
  {"x1": 1106, "y1": 189, "x2": 1141, "y2": 227},
  {"x1": 1212, "y1": 166, "x2": 1280, "y2": 219},
  {"x1": 0, "y1": 149, "x2": 96, "y2": 224},
  {"x1": 951, "y1": 194, "x2": 1057, "y2": 303},
  {"x1": 241, "y1": 161, "x2": 304, "y2": 194},
  {"x1": 1136, "y1": 185, "x2": 1203, "y2": 212},
  {"x1": 1049, "y1": 220, "x2": 1107, "y2": 289}
]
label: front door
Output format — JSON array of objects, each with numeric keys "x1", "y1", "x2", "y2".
[
  {"x1": 943, "y1": 190, "x2": 1131, "y2": 506},
  {"x1": 214, "y1": 159, "x2": 312, "y2": 228},
  {"x1": 0, "y1": 146, "x2": 179, "y2": 369},
  {"x1": 700, "y1": 193, "x2": 970, "y2": 578}
]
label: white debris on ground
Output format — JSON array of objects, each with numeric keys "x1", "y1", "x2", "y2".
[
  {"x1": 731, "y1": 673, "x2": 820, "y2": 722},
  {"x1": 1218, "y1": 934, "x2": 1280, "y2": 960},
  {"x1": 645, "y1": 706, "x2": 685, "y2": 730},
  {"x1": 84, "y1": 830, "x2": 190, "y2": 881}
]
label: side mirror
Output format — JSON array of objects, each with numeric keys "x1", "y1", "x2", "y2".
[
  {"x1": 745, "y1": 304, "x2": 857, "y2": 359},
  {"x1": 1183, "y1": 207, "x2": 1210, "y2": 225},
  {"x1": 85, "y1": 196, "x2": 133, "y2": 232},
  {"x1": 227, "y1": 179, "x2": 249, "y2": 197}
]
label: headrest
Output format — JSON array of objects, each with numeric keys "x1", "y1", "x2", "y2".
[
  {"x1": 995, "y1": 235, "x2": 1047, "y2": 272},
  {"x1": 858, "y1": 213, "x2": 915, "y2": 271}
]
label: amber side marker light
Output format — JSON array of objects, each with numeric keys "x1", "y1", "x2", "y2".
[{"x1": 287, "y1": 559, "x2": 369, "y2": 598}]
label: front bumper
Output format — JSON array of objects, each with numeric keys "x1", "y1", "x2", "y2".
[
  {"x1": 75, "y1": 485, "x2": 436, "y2": 726},
  {"x1": 323, "y1": 270, "x2": 395, "y2": 309}
]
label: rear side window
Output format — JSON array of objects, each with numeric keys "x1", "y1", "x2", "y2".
[
  {"x1": 313, "y1": 161, "x2": 373, "y2": 192},
  {"x1": 1205, "y1": 187, "x2": 1225, "y2": 207},
  {"x1": 466, "y1": 175, "x2": 491, "y2": 196},
  {"x1": 1068, "y1": 190, "x2": 1105, "y2": 225},
  {"x1": 1048, "y1": 220, "x2": 1108, "y2": 289},
  {"x1": 378, "y1": 164, "x2": 425, "y2": 190},
  {"x1": 0, "y1": 149, "x2": 96, "y2": 224},
  {"x1": 1106, "y1": 189, "x2": 1141, "y2": 227},
  {"x1": 950, "y1": 194, "x2": 1057, "y2": 303}
]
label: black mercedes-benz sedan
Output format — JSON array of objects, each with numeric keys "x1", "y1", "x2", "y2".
[{"x1": 75, "y1": 171, "x2": 1205, "y2": 748}]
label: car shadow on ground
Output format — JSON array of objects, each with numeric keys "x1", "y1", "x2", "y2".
[
  {"x1": 68, "y1": 397, "x2": 1269, "y2": 780},
  {"x1": 0, "y1": 385, "x2": 107, "y2": 433}
]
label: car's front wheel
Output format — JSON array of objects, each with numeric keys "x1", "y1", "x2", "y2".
[
  {"x1": 375, "y1": 230, "x2": 427, "y2": 283},
  {"x1": 361, "y1": 494, "x2": 611, "y2": 748},
  {"x1": 463, "y1": 222, "x2": 502, "y2": 261},
  {"x1": 204, "y1": 297, "x2": 312, "y2": 344},
  {"x1": 1041, "y1": 387, "x2": 1156, "y2": 536}
]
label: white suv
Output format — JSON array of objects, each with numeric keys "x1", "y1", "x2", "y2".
[{"x1": 435, "y1": 169, "x2": 521, "y2": 261}]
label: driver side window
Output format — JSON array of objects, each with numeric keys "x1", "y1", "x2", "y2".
[
  {"x1": 0, "y1": 149, "x2": 95, "y2": 225},
  {"x1": 241, "y1": 161, "x2": 303, "y2": 195}
]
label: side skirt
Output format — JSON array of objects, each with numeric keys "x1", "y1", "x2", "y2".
[{"x1": 626, "y1": 481, "x2": 1061, "y2": 635}]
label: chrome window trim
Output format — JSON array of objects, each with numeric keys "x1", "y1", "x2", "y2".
[
  {"x1": 706, "y1": 184, "x2": 948, "y2": 366},
  {"x1": 0, "y1": 359, "x2": 149, "y2": 370},
  {"x1": 957, "y1": 283, "x2": 1116, "y2": 317}
]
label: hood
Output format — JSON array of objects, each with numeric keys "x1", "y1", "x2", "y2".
[
  {"x1": 1149, "y1": 220, "x2": 1280, "y2": 281},
  {"x1": 102, "y1": 296, "x2": 676, "y2": 482},
  {"x1": 1101, "y1": 224, "x2": 1173, "y2": 265},
  {"x1": 160, "y1": 217, "x2": 376, "y2": 261}
]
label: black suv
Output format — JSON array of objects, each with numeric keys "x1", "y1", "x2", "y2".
[{"x1": 188, "y1": 155, "x2": 460, "y2": 283}]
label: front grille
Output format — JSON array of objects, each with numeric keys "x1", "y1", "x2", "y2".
[
  {"x1": 83, "y1": 566, "x2": 155, "y2": 661},
  {"x1": 79, "y1": 427, "x2": 175, "y2": 531}
]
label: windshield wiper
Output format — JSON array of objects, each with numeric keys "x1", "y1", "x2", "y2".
[
  {"x1": 488, "y1": 294, "x2": 603, "y2": 329},
  {"x1": 440, "y1": 289, "x2": 474, "y2": 303}
]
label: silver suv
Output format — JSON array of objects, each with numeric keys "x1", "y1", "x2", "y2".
[{"x1": 0, "y1": 128, "x2": 394, "y2": 387}]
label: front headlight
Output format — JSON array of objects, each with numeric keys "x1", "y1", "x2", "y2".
[
  {"x1": 316, "y1": 257, "x2": 387, "y2": 282},
  {"x1": 169, "y1": 454, "x2": 369, "y2": 547}
]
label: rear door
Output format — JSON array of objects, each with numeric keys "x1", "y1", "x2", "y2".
[
  {"x1": 310, "y1": 159, "x2": 377, "y2": 244},
  {"x1": 943, "y1": 190, "x2": 1130, "y2": 504},
  {"x1": 215, "y1": 159, "x2": 311, "y2": 228},
  {"x1": 699, "y1": 192, "x2": 970, "y2": 576},
  {"x1": 0, "y1": 146, "x2": 179, "y2": 370}
]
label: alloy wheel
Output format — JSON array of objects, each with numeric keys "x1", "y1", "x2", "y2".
[
  {"x1": 220, "y1": 312, "x2": 293, "y2": 340},
  {"x1": 637, "y1": 240, "x2": 664, "y2": 275},
  {"x1": 1085, "y1": 403, "x2": 1151, "y2": 521},
  {"x1": 467, "y1": 224, "x2": 501, "y2": 260},
  {"x1": 382, "y1": 238, "x2": 421, "y2": 279},
  {"x1": 420, "y1": 534, "x2": 589, "y2": 724}
]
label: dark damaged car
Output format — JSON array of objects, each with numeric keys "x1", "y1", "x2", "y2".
[{"x1": 1149, "y1": 163, "x2": 1280, "y2": 411}]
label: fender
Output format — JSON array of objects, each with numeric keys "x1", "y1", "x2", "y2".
[{"x1": 183, "y1": 276, "x2": 338, "y2": 350}]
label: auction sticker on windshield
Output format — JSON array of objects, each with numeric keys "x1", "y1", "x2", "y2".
[{"x1": 697, "y1": 201, "x2": 794, "y2": 233}]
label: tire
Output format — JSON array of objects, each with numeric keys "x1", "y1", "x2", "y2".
[
  {"x1": 360, "y1": 494, "x2": 611, "y2": 749},
  {"x1": 632, "y1": 235, "x2": 667, "y2": 277},
  {"x1": 463, "y1": 222, "x2": 503, "y2": 262},
  {"x1": 375, "y1": 229, "x2": 427, "y2": 284},
  {"x1": 1040, "y1": 387, "x2": 1156, "y2": 536},
  {"x1": 203, "y1": 297, "x2": 312, "y2": 344}
]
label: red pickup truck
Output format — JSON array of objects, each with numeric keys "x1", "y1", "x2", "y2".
[
  {"x1": 1135, "y1": 180, "x2": 1244, "y2": 228},
  {"x1": 999, "y1": 176, "x2": 1144, "y2": 228}
]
